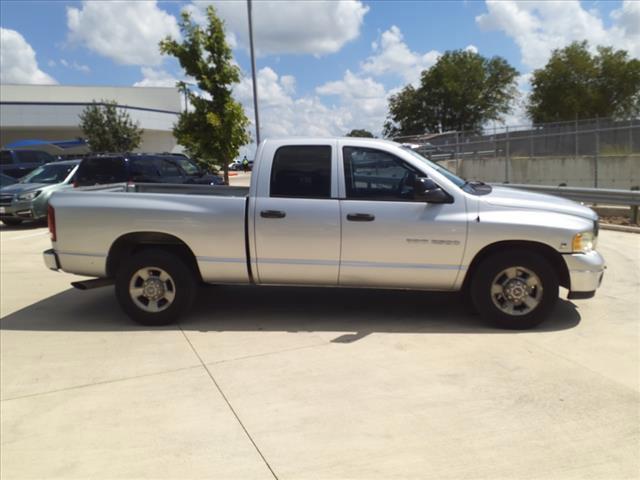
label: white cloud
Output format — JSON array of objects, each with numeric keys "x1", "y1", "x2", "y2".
[
  {"x1": 60, "y1": 58, "x2": 91, "y2": 74},
  {"x1": 464, "y1": 44, "x2": 478, "y2": 54},
  {"x1": 187, "y1": 1, "x2": 368, "y2": 56},
  {"x1": 361, "y1": 25, "x2": 440, "y2": 84},
  {"x1": 0, "y1": 28, "x2": 57, "y2": 84},
  {"x1": 476, "y1": 0, "x2": 640, "y2": 69},
  {"x1": 233, "y1": 66, "x2": 390, "y2": 153},
  {"x1": 67, "y1": 0, "x2": 180, "y2": 66},
  {"x1": 316, "y1": 70, "x2": 386, "y2": 99},
  {"x1": 133, "y1": 67, "x2": 182, "y2": 87},
  {"x1": 611, "y1": 0, "x2": 640, "y2": 37},
  {"x1": 235, "y1": 67, "x2": 293, "y2": 108}
]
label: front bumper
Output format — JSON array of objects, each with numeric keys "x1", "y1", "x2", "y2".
[
  {"x1": 0, "y1": 200, "x2": 38, "y2": 220},
  {"x1": 43, "y1": 249, "x2": 60, "y2": 271},
  {"x1": 563, "y1": 250, "x2": 605, "y2": 295}
]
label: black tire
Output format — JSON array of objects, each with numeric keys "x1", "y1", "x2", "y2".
[
  {"x1": 2, "y1": 218, "x2": 23, "y2": 226},
  {"x1": 471, "y1": 250, "x2": 559, "y2": 330},
  {"x1": 115, "y1": 249, "x2": 197, "y2": 326}
]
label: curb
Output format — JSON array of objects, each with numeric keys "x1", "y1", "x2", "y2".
[{"x1": 600, "y1": 223, "x2": 640, "y2": 234}]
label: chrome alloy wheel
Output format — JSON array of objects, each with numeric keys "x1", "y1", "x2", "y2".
[
  {"x1": 128, "y1": 267, "x2": 176, "y2": 313},
  {"x1": 490, "y1": 266, "x2": 543, "y2": 316}
]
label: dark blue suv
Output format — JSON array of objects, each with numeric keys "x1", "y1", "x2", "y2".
[{"x1": 74, "y1": 153, "x2": 225, "y2": 187}]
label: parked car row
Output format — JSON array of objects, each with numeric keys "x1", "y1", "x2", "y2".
[{"x1": 0, "y1": 152, "x2": 224, "y2": 226}]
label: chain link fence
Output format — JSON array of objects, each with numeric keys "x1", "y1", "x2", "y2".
[{"x1": 396, "y1": 117, "x2": 640, "y2": 189}]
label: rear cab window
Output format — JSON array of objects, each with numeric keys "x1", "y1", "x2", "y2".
[
  {"x1": 270, "y1": 146, "x2": 332, "y2": 198},
  {"x1": 76, "y1": 157, "x2": 128, "y2": 186}
]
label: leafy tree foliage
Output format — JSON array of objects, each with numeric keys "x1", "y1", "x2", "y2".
[
  {"x1": 160, "y1": 6, "x2": 250, "y2": 183},
  {"x1": 346, "y1": 129, "x2": 375, "y2": 138},
  {"x1": 528, "y1": 41, "x2": 640, "y2": 123},
  {"x1": 79, "y1": 100, "x2": 142, "y2": 153},
  {"x1": 384, "y1": 50, "x2": 518, "y2": 137}
]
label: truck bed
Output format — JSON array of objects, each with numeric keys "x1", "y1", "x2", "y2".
[{"x1": 49, "y1": 182, "x2": 251, "y2": 283}]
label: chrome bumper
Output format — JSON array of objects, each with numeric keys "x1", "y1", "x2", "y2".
[
  {"x1": 563, "y1": 250, "x2": 605, "y2": 294},
  {"x1": 43, "y1": 249, "x2": 60, "y2": 271}
]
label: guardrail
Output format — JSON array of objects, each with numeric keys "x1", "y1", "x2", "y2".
[
  {"x1": 497, "y1": 184, "x2": 640, "y2": 206},
  {"x1": 499, "y1": 183, "x2": 640, "y2": 224}
]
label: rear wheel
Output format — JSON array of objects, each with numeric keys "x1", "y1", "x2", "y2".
[
  {"x1": 2, "y1": 218, "x2": 23, "y2": 226},
  {"x1": 471, "y1": 250, "x2": 558, "y2": 329},
  {"x1": 115, "y1": 249, "x2": 197, "y2": 326}
]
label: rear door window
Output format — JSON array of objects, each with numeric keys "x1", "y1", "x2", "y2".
[
  {"x1": 0, "y1": 151, "x2": 12, "y2": 165},
  {"x1": 130, "y1": 158, "x2": 160, "y2": 180},
  {"x1": 76, "y1": 157, "x2": 128, "y2": 186},
  {"x1": 270, "y1": 146, "x2": 332, "y2": 198},
  {"x1": 15, "y1": 151, "x2": 39, "y2": 163},
  {"x1": 159, "y1": 159, "x2": 183, "y2": 177}
]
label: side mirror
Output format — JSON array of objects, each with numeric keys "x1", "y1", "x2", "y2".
[{"x1": 414, "y1": 177, "x2": 454, "y2": 204}]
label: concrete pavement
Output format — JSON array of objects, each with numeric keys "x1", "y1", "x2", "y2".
[{"x1": 1, "y1": 222, "x2": 638, "y2": 479}]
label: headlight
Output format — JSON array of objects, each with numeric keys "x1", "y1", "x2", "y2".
[
  {"x1": 572, "y1": 231, "x2": 596, "y2": 253},
  {"x1": 17, "y1": 190, "x2": 41, "y2": 201}
]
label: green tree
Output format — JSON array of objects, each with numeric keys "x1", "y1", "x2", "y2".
[
  {"x1": 79, "y1": 100, "x2": 142, "y2": 153},
  {"x1": 160, "y1": 6, "x2": 250, "y2": 184},
  {"x1": 528, "y1": 41, "x2": 640, "y2": 123},
  {"x1": 346, "y1": 129, "x2": 375, "y2": 138},
  {"x1": 384, "y1": 50, "x2": 519, "y2": 137}
]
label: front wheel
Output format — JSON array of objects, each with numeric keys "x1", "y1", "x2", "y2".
[
  {"x1": 471, "y1": 251, "x2": 559, "y2": 330},
  {"x1": 115, "y1": 249, "x2": 197, "y2": 326}
]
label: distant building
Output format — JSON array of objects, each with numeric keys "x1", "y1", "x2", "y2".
[{"x1": 0, "y1": 84, "x2": 181, "y2": 154}]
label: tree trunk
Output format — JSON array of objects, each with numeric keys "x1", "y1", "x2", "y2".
[{"x1": 223, "y1": 161, "x2": 230, "y2": 185}]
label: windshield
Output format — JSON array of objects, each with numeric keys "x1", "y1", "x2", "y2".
[
  {"x1": 20, "y1": 163, "x2": 77, "y2": 184},
  {"x1": 174, "y1": 158, "x2": 200, "y2": 175},
  {"x1": 402, "y1": 148, "x2": 466, "y2": 187}
]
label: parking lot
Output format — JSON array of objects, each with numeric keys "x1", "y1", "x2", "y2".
[{"x1": 1, "y1": 206, "x2": 638, "y2": 478}]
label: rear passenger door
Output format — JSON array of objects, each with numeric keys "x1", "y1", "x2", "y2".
[{"x1": 253, "y1": 143, "x2": 341, "y2": 285}]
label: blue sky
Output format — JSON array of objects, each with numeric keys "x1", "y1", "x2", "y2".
[{"x1": 1, "y1": 0, "x2": 638, "y2": 141}]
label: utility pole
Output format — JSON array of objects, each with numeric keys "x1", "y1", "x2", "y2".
[{"x1": 247, "y1": 0, "x2": 260, "y2": 145}]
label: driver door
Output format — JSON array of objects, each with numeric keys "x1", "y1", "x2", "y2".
[{"x1": 338, "y1": 146, "x2": 467, "y2": 290}]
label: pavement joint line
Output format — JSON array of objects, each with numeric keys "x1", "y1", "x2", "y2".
[
  {"x1": 0, "y1": 364, "x2": 203, "y2": 403},
  {"x1": 179, "y1": 325, "x2": 279, "y2": 480},
  {"x1": 206, "y1": 340, "x2": 329, "y2": 366},
  {"x1": 1, "y1": 231, "x2": 48, "y2": 241},
  {"x1": 521, "y1": 336, "x2": 640, "y2": 395}
]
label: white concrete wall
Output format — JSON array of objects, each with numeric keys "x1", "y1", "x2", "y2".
[
  {"x1": 0, "y1": 84, "x2": 181, "y2": 112},
  {"x1": 441, "y1": 155, "x2": 640, "y2": 189},
  {"x1": 0, "y1": 84, "x2": 181, "y2": 153},
  {"x1": 0, "y1": 104, "x2": 177, "y2": 131}
]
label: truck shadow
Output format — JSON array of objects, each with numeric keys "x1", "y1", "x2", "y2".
[{"x1": 0, "y1": 284, "x2": 581, "y2": 334}]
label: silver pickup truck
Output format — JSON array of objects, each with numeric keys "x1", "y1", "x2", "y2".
[{"x1": 43, "y1": 138, "x2": 605, "y2": 329}]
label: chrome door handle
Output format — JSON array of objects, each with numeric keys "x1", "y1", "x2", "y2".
[
  {"x1": 260, "y1": 210, "x2": 286, "y2": 219},
  {"x1": 346, "y1": 213, "x2": 375, "y2": 222}
]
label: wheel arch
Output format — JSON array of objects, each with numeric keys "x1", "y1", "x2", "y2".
[
  {"x1": 462, "y1": 240, "x2": 570, "y2": 291},
  {"x1": 106, "y1": 232, "x2": 202, "y2": 282}
]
